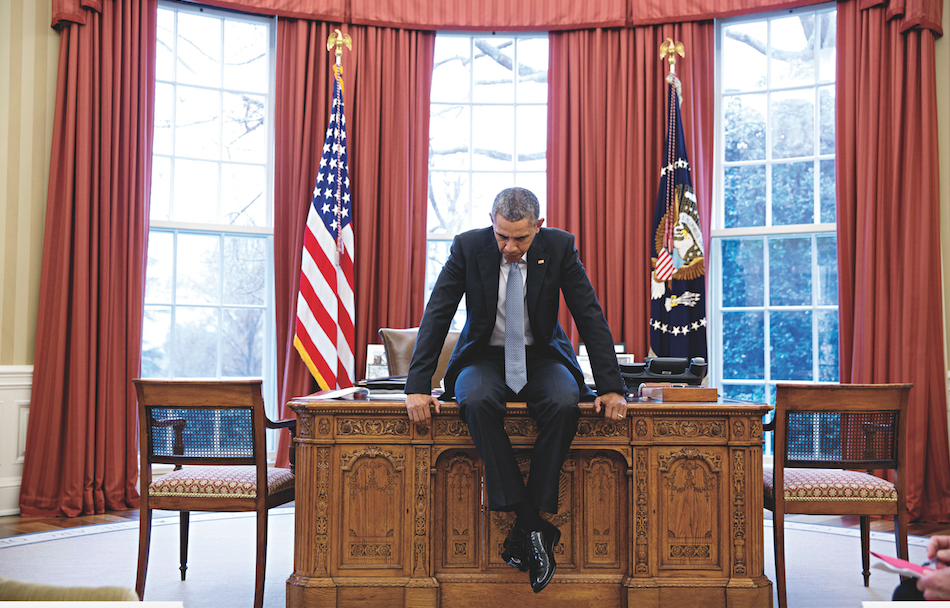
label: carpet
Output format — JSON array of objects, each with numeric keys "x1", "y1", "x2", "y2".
[{"x1": 0, "y1": 508, "x2": 931, "y2": 608}]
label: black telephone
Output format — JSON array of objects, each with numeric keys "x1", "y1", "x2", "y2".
[{"x1": 620, "y1": 357, "x2": 707, "y2": 396}]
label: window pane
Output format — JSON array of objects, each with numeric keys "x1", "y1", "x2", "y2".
[
  {"x1": 472, "y1": 105, "x2": 514, "y2": 170},
  {"x1": 176, "y1": 86, "x2": 221, "y2": 160},
  {"x1": 516, "y1": 38, "x2": 548, "y2": 103},
  {"x1": 772, "y1": 161, "x2": 814, "y2": 225},
  {"x1": 771, "y1": 89, "x2": 814, "y2": 159},
  {"x1": 430, "y1": 105, "x2": 471, "y2": 170},
  {"x1": 723, "y1": 311, "x2": 764, "y2": 379},
  {"x1": 770, "y1": 310, "x2": 812, "y2": 380},
  {"x1": 427, "y1": 171, "x2": 471, "y2": 234},
  {"x1": 177, "y1": 12, "x2": 221, "y2": 87},
  {"x1": 156, "y1": 8, "x2": 175, "y2": 81},
  {"x1": 722, "y1": 384, "x2": 766, "y2": 402},
  {"x1": 146, "y1": 231, "x2": 174, "y2": 302},
  {"x1": 174, "y1": 306, "x2": 219, "y2": 377},
  {"x1": 818, "y1": 309, "x2": 839, "y2": 381},
  {"x1": 473, "y1": 38, "x2": 514, "y2": 103},
  {"x1": 150, "y1": 156, "x2": 172, "y2": 221},
  {"x1": 154, "y1": 82, "x2": 174, "y2": 155},
  {"x1": 819, "y1": 86, "x2": 835, "y2": 155},
  {"x1": 724, "y1": 165, "x2": 766, "y2": 228},
  {"x1": 177, "y1": 234, "x2": 220, "y2": 304},
  {"x1": 142, "y1": 306, "x2": 171, "y2": 377},
  {"x1": 819, "y1": 12, "x2": 837, "y2": 82},
  {"x1": 722, "y1": 21, "x2": 767, "y2": 92},
  {"x1": 515, "y1": 173, "x2": 546, "y2": 205},
  {"x1": 431, "y1": 38, "x2": 471, "y2": 103},
  {"x1": 222, "y1": 163, "x2": 267, "y2": 227},
  {"x1": 515, "y1": 105, "x2": 546, "y2": 171},
  {"x1": 223, "y1": 308, "x2": 263, "y2": 376},
  {"x1": 770, "y1": 15, "x2": 815, "y2": 88},
  {"x1": 724, "y1": 94, "x2": 766, "y2": 162},
  {"x1": 722, "y1": 239, "x2": 763, "y2": 307},
  {"x1": 173, "y1": 159, "x2": 219, "y2": 223},
  {"x1": 426, "y1": 240, "x2": 452, "y2": 294},
  {"x1": 769, "y1": 237, "x2": 811, "y2": 306},
  {"x1": 223, "y1": 92, "x2": 266, "y2": 163},
  {"x1": 223, "y1": 20, "x2": 268, "y2": 93},
  {"x1": 817, "y1": 234, "x2": 837, "y2": 305},
  {"x1": 224, "y1": 236, "x2": 266, "y2": 305},
  {"x1": 819, "y1": 159, "x2": 835, "y2": 223}
]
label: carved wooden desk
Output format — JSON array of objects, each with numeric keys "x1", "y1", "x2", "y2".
[{"x1": 286, "y1": 395, "x2": 773, "y2": 608}]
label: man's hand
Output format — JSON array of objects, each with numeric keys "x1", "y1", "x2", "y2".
[
  {"x1": 594, "y1": 392, "x2": 627, "y2": 421},
  {"x1": 918, "y1": 566, "x2": 950, "y2": 600},
  {"x1": 927, "y1": 536, "x2": 950, "y2": 567},
  {"x1": 406, "y1": 393, "x2": 441, "y2": 428}
]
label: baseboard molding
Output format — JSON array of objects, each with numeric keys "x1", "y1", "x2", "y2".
[{"x1": 0, "y1": 366, "x2": 33, "y2": 516}]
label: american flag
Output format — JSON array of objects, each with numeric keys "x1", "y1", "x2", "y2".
[
  {"x1": 294, "y1": 65, "x2": 355, "y2": 390},
  {"x1": 649, "y1": 73, "x2": 707, "y2": 360}
]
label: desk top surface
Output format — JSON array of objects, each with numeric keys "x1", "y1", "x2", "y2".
[{"x1": 288, "y1": 391, "x2": 773, "y2": 415}]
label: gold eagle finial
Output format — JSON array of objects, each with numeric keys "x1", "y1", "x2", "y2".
[
  {"x1": 327, "y1": 29, "x2": 352, "y2": 60},
  {"x1": 659, "y1": 38, "x2": 685, "y2": 70}
]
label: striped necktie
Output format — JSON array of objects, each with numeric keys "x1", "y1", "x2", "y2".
[{"x1": 505, "y1": 262, "x2": 527, "y2": 393}]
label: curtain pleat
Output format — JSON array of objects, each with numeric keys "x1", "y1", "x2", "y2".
[
  {"x1": 20, "y1": 0, "x2": 156, "y2": 517},
  {"x1": 836, "y1": 0, "x2": 950, "y2": 521},
  {"x1": 272, "y1": 22, "x2": 434, "y2": 465},
  {"x1": 547, "y1": 23, "x2": 714, "y2": 357}
]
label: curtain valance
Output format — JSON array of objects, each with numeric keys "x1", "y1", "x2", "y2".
[{"x1": 53, "y1": 0, "x2": 941, "y2": 33}]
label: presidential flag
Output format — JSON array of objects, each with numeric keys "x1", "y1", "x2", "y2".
[
  {"x1": 649, "y1": 73, "x2": 707, "y2": 360},
  {"x1": 294, "y1": 64, "x2": 355, "y2": 390}
]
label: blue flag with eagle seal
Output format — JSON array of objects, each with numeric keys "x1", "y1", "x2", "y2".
[{"x1": 649, "y1": 74, "x2": 707, "y2": 360}]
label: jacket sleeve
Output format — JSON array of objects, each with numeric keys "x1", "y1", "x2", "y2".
[
  {"x1": 559, "y1": 237, "x2": 625, "y2": 395},
  {"x1": 405, "y1": 236, "x2": 466, "y2": 394}
]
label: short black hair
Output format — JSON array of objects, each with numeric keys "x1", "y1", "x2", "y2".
[{"x1": 491, "y1": 187, "x2": 540, "y2": 224}]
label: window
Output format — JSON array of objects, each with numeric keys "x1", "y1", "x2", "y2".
[
  {"x1": 143, "y1": 2, "x2": 278, "y2": 425},
  {"x1": 427, "y1": 33, "x2": 549, "y2": 326},
  {"x1": 712, "y1": 6, "x2": 838, "y2": 425}
]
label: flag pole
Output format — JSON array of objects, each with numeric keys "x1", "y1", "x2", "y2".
[{"x1": 326, "y1": 29, "x2": 351, "y2": 266}]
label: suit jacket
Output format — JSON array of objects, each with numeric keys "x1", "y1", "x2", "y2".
[{"x1": 406, "y1": 226, "x2": 624, "y2": 399}]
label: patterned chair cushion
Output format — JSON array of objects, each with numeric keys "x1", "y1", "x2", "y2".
[
  {"x1": 149, "y1": 466, "x2": 294, "y2": 499},
  {"x1": 764, "y1": 468, "x2": 897, "y2": 502}
]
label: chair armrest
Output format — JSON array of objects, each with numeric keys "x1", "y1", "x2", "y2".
[
  {"x1": 266, "y1": 418, "x2": 297, "y2": 475},
  {"x1": 763, "y1": 418, "x2": 775, "y2": 432},
  {"x1": 151, "y1": 417, "x2": 186, "y2": 455}
]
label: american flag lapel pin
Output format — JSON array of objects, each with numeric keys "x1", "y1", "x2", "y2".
[{"x1": 538, "y1": 259, "x2": 544, "y2": 264}]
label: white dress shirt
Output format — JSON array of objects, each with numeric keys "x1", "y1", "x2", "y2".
[{"x1": 489, "y1": 255, "x2": 535, "y2": 347}]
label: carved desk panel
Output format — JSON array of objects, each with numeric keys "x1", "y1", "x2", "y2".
[{"x1": 286, "y1": 396, "x2": 772, "y2": 608}]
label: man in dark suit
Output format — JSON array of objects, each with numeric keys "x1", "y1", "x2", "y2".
[{"x1": 404, "y1": 187, "x2": 627, "y2": 593}]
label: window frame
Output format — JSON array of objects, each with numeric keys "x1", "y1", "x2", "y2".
[
  {"x1": 146, "y1": 0, "x2": 279, "y2": 445},
  {"x1": 711, "y1": 4, "x2": 839, "y2": 457}
]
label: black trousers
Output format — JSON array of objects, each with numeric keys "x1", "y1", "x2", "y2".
[{"x1": 454, "y1": 347, "x2": 581, "y2": 514}]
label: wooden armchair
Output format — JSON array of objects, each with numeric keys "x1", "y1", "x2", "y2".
[
  {"x1": 133, "y1": 379, "x2": 297, "y2": 608},
  {"x1": 378, "y1": 327, "x2": 460, "y2": 390},
  {"x1": 764, "y1": 383, "x2": 912, "y2": 608}
]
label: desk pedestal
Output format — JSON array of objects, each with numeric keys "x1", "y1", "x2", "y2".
[{"x1": 286, "y1": 398, "x2": 773, "y2": 608}]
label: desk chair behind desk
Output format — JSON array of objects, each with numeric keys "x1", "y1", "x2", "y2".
[{"x1": 378, "y1": 327, "x2": 460, "y2": 391}]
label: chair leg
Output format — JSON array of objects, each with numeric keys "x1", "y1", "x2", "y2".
[
  {"x1": 860, "y1": 515, "x2": 870, "y2": 587},
  {"x1": 895, "y1": 511, "x2": 910, "y2": 583},
  {"x1": 136, "y1": 505, "x2": 152, "y2": 600},
  {"x1": 773, "y1": 510, "x2": 787, "y2": 608},
  {"x1": 254, "y1": 509, "x2": 268, "y2": 608},
  {"x1": 180, "y1": 511, "x2": 190, "y2": 581}
]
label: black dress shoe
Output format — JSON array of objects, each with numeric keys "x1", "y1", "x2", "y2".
[
  {"x1": 501, "y1": 525, "x2": 529, "y2": 572},
  {"x1": 526, "y1": 523, "x2": 561, "y2": 593}
]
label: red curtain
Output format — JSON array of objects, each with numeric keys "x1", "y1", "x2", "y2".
[
  {"x1": 547, "y1": 23, "x2": 714, "y2": 356},
  {"x1": 20, "y1": 0, "x2": 156, "y2": 516},
  {"x1": 272, "y1": 21, "x2": 434, "y2": 465},
  {"x1": 836, "y1": 0, "x2": 950, "y2": 521}
]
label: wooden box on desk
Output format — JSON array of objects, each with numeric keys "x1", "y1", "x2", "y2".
[{"x1": 639, "y1": 384, "x2": 718, "y2": 402}]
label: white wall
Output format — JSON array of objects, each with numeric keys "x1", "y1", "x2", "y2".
[{"x1": 0, "y1": 366, "x2": 31, "y2": 515}]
